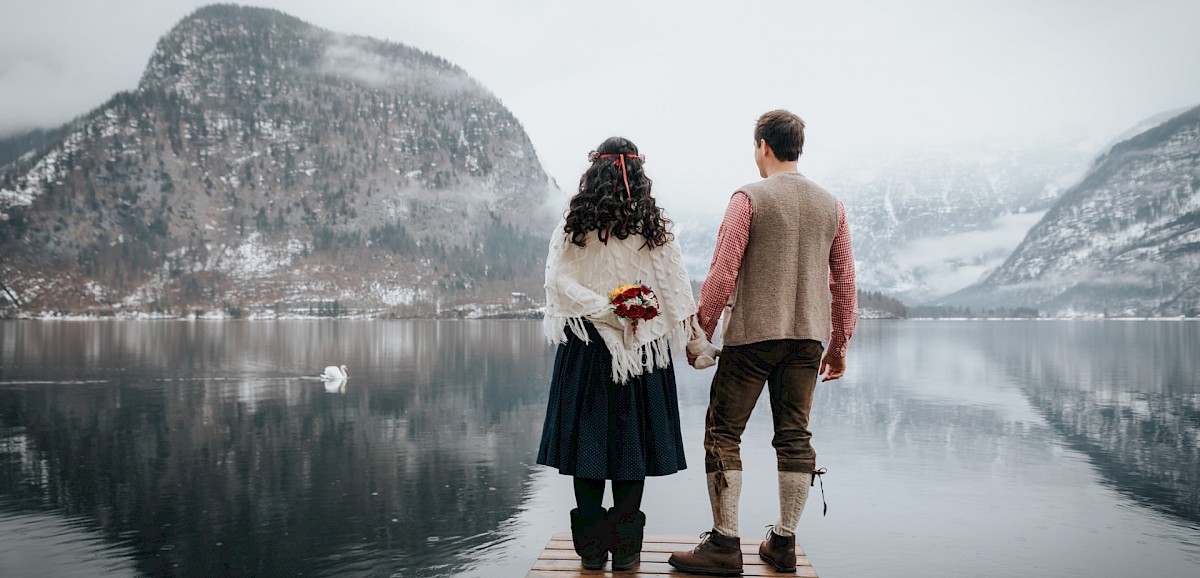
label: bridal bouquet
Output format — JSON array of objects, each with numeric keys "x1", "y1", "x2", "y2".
[{"x1": 609, "y1": 282, "x2": 659, "y2": 335}]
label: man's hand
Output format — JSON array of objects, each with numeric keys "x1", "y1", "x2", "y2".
[
  {"x1": 819, "y1": 353, "x2": 846, "y2": 382},
  {"x1": 686, "y1": 349, "x2": 699, "y2": 368}
]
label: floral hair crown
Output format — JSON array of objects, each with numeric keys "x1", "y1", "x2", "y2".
[{"x1": 587, "y1": 150, "x2": 646, "y2": 164}]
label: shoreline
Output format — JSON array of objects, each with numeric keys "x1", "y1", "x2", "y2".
[{"x1": 5, "y1": 312, "x2": 1197, "y2": 322}]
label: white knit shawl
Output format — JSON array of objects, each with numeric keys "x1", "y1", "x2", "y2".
[{"x1": 543, "y1": 219, "x2": 697, "y2": 383}]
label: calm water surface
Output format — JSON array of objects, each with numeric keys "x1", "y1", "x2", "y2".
[{"x1": 0, "y1": 320, "x2": 1197, "y2": 577}]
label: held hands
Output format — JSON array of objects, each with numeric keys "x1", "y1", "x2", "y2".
[
  {"x1": 686, "y1": 337, "x2": 719, "y2": 369},
  {"x1": 819, "y1": 353, "x2": 846, "y2": 382}
]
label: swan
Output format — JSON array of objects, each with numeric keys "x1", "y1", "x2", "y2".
[{"x1": 321, "y1": 365, "x2": 348, "y2": 380}]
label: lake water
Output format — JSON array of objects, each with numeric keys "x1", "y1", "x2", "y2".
[{"x1": 0, "y1": 320, "x2": 1198, "y2": 577}]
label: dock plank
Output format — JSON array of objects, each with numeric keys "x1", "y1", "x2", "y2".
[{"x1": 527, "y1": 534, "x2": 817, "y2": 577}]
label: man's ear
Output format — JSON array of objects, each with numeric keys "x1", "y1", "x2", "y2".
[{"x1": 759, "y1": 139, "x2": 775, "y2": 161}]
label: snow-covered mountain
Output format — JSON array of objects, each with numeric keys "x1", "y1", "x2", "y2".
[
  {"x1": 672, "y1": 141, "x2": 1094, "y2": 306},
  {"x1": 948, "y1": 105, "x2": 1200, "y2": 317},
  {"x1": 0, "y1": 5, "x2": 557, "y2": 316},
  {"x1": 829, "y1": 142, "x2": 1094, "y2": 304}
]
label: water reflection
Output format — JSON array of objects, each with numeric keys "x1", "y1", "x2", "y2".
[
  {"x1": 0, "y1": 320, "x2": 553, "y2": 577},
  {"x1": 835, "y1": 321, "x2": 1200, "y2": 529},
  {"x1": 753, "y1": 320, "x2": 1200, "y2": 578},
  {"x1": 978, "y1": 321, "x2": 1200, "y2": 526},
  {"x1": 0, "y1": 509, "x2": 139, "y2": 577},
  {"x1": 323, "y1": 377, "x2": 347, "y2": 394},
  {"x1": 2, "y1": 320, "x2": 1199, "y2": 578}
]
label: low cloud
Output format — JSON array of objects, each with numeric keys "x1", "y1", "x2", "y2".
[
  {"x1": 316, "y1": 35, "x2": 480, "y2": 95},
  {"x1": 893, "y1": 210, "x2": 1047, "y2": 295}
]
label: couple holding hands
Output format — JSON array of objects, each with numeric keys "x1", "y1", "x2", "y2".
[{"x1": 538, "y1": 109, "x2": 858, "y2": 575}]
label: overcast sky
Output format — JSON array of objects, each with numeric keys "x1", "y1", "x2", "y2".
[{"x1": 2, "y1": 0, "x2": 1199, "y2": 214}]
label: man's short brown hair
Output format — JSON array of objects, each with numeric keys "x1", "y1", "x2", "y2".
[{"x1": 754, "y1": 109, "x2": 806, "y2": 161}]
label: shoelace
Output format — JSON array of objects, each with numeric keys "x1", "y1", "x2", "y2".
[
  {"x1": 813, "y1": 467, "x2": 828, "y2": 516},
  {"x1": 693, "y1": 531, "x2": 720, "y2": 552}
]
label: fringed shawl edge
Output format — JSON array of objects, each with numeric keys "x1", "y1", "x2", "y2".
[{"x1": 543, "y1": 313, "x2": 693, "y2": 384}]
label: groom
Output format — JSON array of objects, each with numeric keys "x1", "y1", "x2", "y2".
[{"x1": 670, "y1": 109, "x2": 857, "y2": 575}]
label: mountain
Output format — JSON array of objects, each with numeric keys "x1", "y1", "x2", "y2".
[
  {"x1": 827, "y1": 142, "x2": 1094, "y2": 304},
  {"x1": 0, "y1": 4, "x2": 557, "y2": 317},
  {"x1": 948, "y1": 105, "x2": 1200, "y2": 317},
  {"x1": 671, "y1": 141, "x2": 1093, "y2": 306}
]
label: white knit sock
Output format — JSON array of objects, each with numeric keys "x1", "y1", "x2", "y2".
[
  {"x1": 773, "y1": 471, "x2": 810, "y2": 537},
  {"x1": 707, "y1": 470, "x2": 742, "y2": 537}
]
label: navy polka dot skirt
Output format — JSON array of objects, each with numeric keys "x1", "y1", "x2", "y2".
[{"x1": 537, "y1": 321, "x2": 687, "y2": 480}]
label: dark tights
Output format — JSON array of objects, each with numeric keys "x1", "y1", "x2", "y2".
[{"x1": 573, "y1": 477, "x2": 644, "y2": 515}]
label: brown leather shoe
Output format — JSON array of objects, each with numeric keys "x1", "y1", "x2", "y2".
[
  {"x1": 667, "y1": 530, "x2": 743, "y2": 576},
  {"x1": 758, "y1": 527, "x2": 797, "y2": 573}
]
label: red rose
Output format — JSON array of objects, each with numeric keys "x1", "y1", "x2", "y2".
[
  {"x1": 643, "y1": 307, "x2": 657, "y2": 320},
  {"x1": 627, "y1": 305, "x2": 644, "y2": 319},
  {"x1": 622, "y1": 287, "x2": 640, "y2": 299},
  {"x1": 616, "y1": 303, "x2": 628, "y2": 316},
  {"x1": 639, "y1": 285, "x2": 652, "y2": 295}
]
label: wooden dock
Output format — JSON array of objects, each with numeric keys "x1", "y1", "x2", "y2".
[{"x1": 526, "y1": 533, "x2": 818, "y2": 577}]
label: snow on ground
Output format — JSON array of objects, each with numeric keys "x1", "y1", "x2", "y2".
[
  {"x1": 211, "y1": 233, "x2": 306, "y2": 278},
  {"x1": 369, "y1": 282, "x2": 423, "y2": 307},
  {"x1": 859, "y1": 307, "x2": 902, "y2": 320},
  {"x1": 120, "y1": 276, "x2": 168, "y2": 309},
  {"x1": 84, "y1": 281, "x2": 108, "y2": 302}
]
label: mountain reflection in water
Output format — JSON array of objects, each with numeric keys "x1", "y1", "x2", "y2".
[
  {"x1": 0, "y1": 320, "x2": 552, "y2": 577},
  {"x1": 1, "y1": 320, "x2": 1199, "y2": 578},
  {"x1": 983, "y1": 321, "x2": 1200, "y2": 525}
]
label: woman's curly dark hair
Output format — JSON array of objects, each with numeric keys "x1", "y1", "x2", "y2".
[{"x1": 564, "y1": 136, "x2": 672, "y2": 249}]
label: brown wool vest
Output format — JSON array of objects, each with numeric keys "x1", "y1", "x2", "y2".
[{"x1": 722, "y1": 172, "x2": 841, "y2": 347}]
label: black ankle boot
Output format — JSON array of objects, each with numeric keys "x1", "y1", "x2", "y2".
[
  {"x1": 608, "y1": 508, "x2": 646, "y2": 571},
  {"x1": 570, "y1": 507, "x2": 609, "y2": 569}
]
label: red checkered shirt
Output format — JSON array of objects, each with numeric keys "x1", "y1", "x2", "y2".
[{"x1": 697, "y1": 191, "x2": 858, "y2": 357}]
